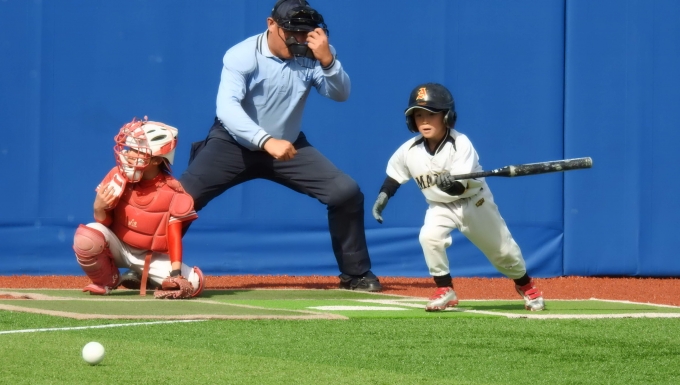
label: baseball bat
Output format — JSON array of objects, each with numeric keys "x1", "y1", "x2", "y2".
[{"x1": 451, "y1": 157, "x2": 593, "y2": 179}]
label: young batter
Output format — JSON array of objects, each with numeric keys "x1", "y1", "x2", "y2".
[
  {"x1": 73, "y1": 118, "x2": 205, "y2": 299},
  {"x1": 372, "y1": 83, "x2": 545, "y2": 311}
]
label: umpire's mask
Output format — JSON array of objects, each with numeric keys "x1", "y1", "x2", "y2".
[{"x1": 272, "y1": 0, "x2": 329, "y2": 68}]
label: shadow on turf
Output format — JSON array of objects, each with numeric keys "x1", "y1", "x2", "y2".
[
  {"x1": 462, "y1": 303, "x2": 528, "y2": 311},
  {"x1": 208, "y1": 283, "x2": 340, "y2": 290},
  {"x1": 81, "y1": 289, "x2": 245, "y2": 298},
  {"x1": 207, "y1": 281, "x2": 438, "y2": 292},
  {"x1": 198, "y1": 290, "x2": 247, "y2": 298}
]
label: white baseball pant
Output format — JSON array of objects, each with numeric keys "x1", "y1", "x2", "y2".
[{"x1": 419, "y1": 188, "x2": 527, "y2": 279}]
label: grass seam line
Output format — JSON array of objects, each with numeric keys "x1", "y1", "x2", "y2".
[{"x1": 0, "y1": 319, "x2": 206, "y2": 335}]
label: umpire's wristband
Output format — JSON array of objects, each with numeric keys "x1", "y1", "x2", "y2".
[
  {"x1": 258, "y1": 135, "x2": 273, "y2": 150},
  {"x1": 321, "y1": 56, "x2": 336, "y2": 71}
]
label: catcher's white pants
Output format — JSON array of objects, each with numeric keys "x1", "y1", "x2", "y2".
[
  {"x1": 85, "y1": 223, "x2": 200, "y2": 288},
  {"x1": 419, "y1": 188, "x2": 527, "y2": 279}
]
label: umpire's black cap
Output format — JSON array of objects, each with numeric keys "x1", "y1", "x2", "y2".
[{"x1": 271, "y1": 0, "x2": 326, "y2": 32}]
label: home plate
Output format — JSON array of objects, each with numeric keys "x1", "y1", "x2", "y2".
[{"x1": 308, "y1": 306, "x2": 408, "y2": 311}]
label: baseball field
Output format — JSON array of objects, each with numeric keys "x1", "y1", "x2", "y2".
[{"x1": 1, "y1": 275, "x2": 679, "y2": 384}]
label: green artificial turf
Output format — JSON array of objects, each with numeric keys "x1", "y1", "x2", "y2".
[
  {"x1": 0, "y1": 299, "x2": 309, "y2": 317},
  {"x1": 1, "y1": 311, "x2": 679, "y2": 385}
]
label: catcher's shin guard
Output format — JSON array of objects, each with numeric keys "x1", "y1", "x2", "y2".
[{"x1": 73, "y1": 225, "x2": 120, "y2": 293}]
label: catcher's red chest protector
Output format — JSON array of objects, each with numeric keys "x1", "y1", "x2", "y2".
[{"x1": 110, "y1": 173, "x2": 193, "y2": 252}]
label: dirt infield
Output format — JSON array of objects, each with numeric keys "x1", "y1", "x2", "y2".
[{"x1": 1, "y1": 275, "x2": 679, "y2": 306}]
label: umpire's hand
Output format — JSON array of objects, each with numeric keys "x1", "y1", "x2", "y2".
[
  {"x1": 307, "y1": 28, "x2": 333, "y2": 68},
  {"x1": 263, "y1": 138, "x2": 297, "y2": 161}
]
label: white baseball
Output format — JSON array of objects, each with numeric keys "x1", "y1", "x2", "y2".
[{"x1": 82, "y1": 341, "x2": 105, "y2": 365}]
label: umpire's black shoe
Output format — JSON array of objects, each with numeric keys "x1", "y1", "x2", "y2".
[{"x1": 338, "y1": 271, "x2": 382, "y2": 292}]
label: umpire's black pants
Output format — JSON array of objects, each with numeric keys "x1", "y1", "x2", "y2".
[{"x1": 178, "y1": 118, "x2": 372, "y2": 276}]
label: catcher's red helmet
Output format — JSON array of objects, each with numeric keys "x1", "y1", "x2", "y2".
[{"x1": 113, "y1": 118, "x2": 178, "y2": 182}]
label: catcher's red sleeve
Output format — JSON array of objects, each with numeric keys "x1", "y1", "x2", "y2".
[
  {"x1": 167, "y1": 221, "x2": 182, "y2": 264},
  {"x1": 94, "y1": 211, "x2": 113, "y2": 227}
]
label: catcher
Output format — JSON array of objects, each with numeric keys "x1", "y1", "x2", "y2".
[{"x1": 72, "y1": 117, "x2": 206, "y2": 299}]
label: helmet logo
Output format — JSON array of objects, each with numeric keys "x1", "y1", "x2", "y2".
[{"x1": 416, "y1": 87, "x2": 428, "y2": 105}]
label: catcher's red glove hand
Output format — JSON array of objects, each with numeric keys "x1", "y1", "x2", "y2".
[{"x1": 154, "y1": 276, "x2": 194, "y2": 299}]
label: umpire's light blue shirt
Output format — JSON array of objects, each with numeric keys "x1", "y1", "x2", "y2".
[{"x1": 216, "y1": 32, "x2": 351, "y2": 151}]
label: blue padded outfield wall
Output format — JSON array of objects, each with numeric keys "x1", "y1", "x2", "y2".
[{"x1": 1, "y1": 0, "x2": 678, "y2": 277}]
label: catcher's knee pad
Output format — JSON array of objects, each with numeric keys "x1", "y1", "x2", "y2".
[
  {"x1": 73, "y1": 224, "x2": 108, "y2": 257},
  {"x1": 73, "y1": 224, "x2": 120, "y2": 288}
]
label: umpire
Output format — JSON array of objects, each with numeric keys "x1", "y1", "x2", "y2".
[{"x1": 179, "y1": 0, "x2": 382, "y2": 291}]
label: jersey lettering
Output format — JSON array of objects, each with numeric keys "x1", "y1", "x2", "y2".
[
  {"x1": 414, "y1": 173, "x2": 438, "y2": 190},
  {"x1": 415, "y1": 176, "x2": 425, "y2": 189}
]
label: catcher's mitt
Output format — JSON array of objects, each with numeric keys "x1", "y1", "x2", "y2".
[{"x1": 154, "y1": 276, "x2": 194, "y2": 299}]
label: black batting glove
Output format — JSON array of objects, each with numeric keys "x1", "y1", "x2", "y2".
[{"x1": 372, "y1": 192, "x2": 389, "y2": 224}]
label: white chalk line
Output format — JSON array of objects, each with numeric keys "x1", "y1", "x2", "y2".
[
  {"x1": 588, "y1": 298, "x2": 680, "y2": 308},
  {"x1": 350, "y1": 299, "x2": 680, "y2": 319},
  {"x1": 0, "y1": 319, "x2": 206, "y2": 335}
]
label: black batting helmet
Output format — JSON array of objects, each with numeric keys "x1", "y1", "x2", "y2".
[{"x1": 404, "y1": 83, "x2": 457, "y2": 133}]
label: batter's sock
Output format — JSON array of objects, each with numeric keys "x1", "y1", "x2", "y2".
[
  {"x1": 433, "y1": 274, "x2": 453, "y2": 288},
  {"x1": 513, "y1": 274, "x2": 531, "y2": 287}
]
